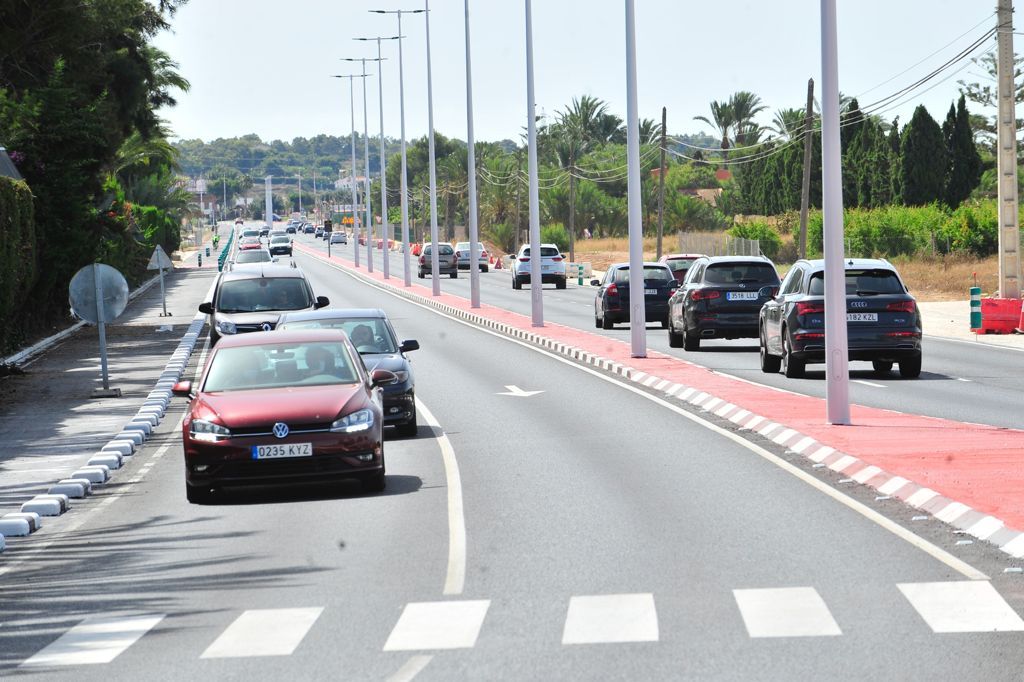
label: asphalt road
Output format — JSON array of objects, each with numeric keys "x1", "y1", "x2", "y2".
[
  {"x1": 3, "y1": 244, "x2": 1021, "y2": 680},
  {"x1": 305, "y1": 233, "x2": 1024, "y2": 430}
]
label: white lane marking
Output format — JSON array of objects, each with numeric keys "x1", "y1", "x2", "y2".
[
  {"x1": 415, "y1": 398, "x2": 467, "y2": 596},
  {"x1": 200, "y1": 608, "x2": 323, "y2": 658},
  {"x1": 312, "y1": 251, "x2": 989, "y2": 581},
  {"x1": 925, "y1": 334, "x2": 1024, "y2": 354},
  {"x1": 561, "y1": 593, "x2": 659, "y2": 645},
  {"x1": 383, "y1": 600, "x2": 490, "y2": 651},
  {"x1": 22, "y1": 614, "x2": 165, "y2": 666},
  {"x1": 386, "y1": 655, "x2": 434, "y2": 682},
  {"x1": 496, "y1": 384, "x2": 544, "y2": 397},
  {"x1": 851, "y1": 379, "x2": 886, "y2": 388},
  {"x1": 898, "y1": 581, "x2": 1024, "y2": 632},
  {"x1": 733, "y1": 587, "x2": 841, "y2": 638}
]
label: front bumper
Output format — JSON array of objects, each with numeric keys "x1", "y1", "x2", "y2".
[{"x1": 382, "y1": 387, "x2": 415, "y2": 425}]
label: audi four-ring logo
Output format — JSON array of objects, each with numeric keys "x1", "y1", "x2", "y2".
[
  {"x1": 261, "y1": 322, "x2": 272, "y2": 331},
  {"x1": 850, "y1": 301, "x2": 868, "y2": 308},
  {"x1": 273, "y1": 422, "x2": 289, "y2": 439}
]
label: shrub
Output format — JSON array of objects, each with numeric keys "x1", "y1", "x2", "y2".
[
  {"x1": 540, "y1": 223, "x2": 569, "y2": 251},
  {"x1": 728, "y1": 221, "x2": 782, "y2": 260},
  {"x1": 0, "y1": 177, "x2": 38, "y2": 352},
  {"x1": 485, "y1": 222, "x2": 517, "y2": 254}
]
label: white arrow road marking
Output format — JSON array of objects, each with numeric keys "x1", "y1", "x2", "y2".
[{"x1": 496, "y1": 385, "x2": 544, "y2": 397}]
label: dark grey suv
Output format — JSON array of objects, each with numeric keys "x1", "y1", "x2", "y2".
[
  {"x1": 417, "y1": 243, "x2": 458, "y2": 279},
  {"x1": 758, "y1": 258, "x2": 922, "y2": 378}
]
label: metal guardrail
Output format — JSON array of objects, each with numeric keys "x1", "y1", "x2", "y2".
[{"x1": 217, "y1": 229, "x2": 234, "y2": 271}]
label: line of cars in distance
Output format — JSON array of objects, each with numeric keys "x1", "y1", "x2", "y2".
[
  {"x1": 593, "y1": 253, "x2": 923, "y2": 380},
  {"x1": 175, "y1": 254, "x2": 420, "y2": 503}
]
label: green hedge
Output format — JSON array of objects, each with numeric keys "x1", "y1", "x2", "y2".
[
  {"x1": 0, "y1": 177, "x2": 38, "y2": 352},
  {"x1": 806, "y1": 199, "x2": 1002, "y2": 258},
  {"x1": 727, "y1": 221, "x2": 782, "y2": 260}
]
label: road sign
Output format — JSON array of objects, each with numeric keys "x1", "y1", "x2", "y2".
[
  {"x1": 147, "y1": 244, "x2": 172, "y2": 271},
  {"x1": 69, "y1": 263, "x2": 128, "y2": 397}
]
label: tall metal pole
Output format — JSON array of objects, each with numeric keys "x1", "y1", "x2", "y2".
[
  {"x1": 820, "y1": 0, "x2": 850, "y2": 424},
  {"x1": 656, "y1": 106, "x2": 666, "y2": 259},
  {"x1": 798, "y1": 78, "x2": 815, "y2": 260},
  {"x1": 362, "y1": 58, "x2": 374, "y2": 273},
  {"x1": 264, "y1": 176, "x2": 273, "y2": 233},
  {"x1": 997, "y1": 0, "x2": 1021, "y2": 299},
  {"x1": 332, "y1": 74, "x2": 365, "y2": 268},
  {"x1": 624, "y1": 0, "x2": 646, "y2": 357},
  {"x1": 377, "y1": 37, "x2": 391, "y2": 279},
  {"x1": 297, "y1": 174, "x2": 302, "y2": 216},
  {"x1": 525, "y1": 0, "x2": 543, "y2": 326},
  {"x1": 371, "y1": 10, "x2": 424, "y2": 287},
  {"x1": 465, "y1": 0, "x2": 481, "y2": 308},
  {"x1": 425, "y1": 0, "x2": 441, "y2": 293}
]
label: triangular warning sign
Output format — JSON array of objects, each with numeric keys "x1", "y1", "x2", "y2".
[{"x1": 147, "y1": 244, "x2": 173, "y2": 271}]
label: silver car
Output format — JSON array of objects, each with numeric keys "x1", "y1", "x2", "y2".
[
  {"x1": 417, "y1": 243, "x2": 458, "y2": 279},
  {"x1": 454, "y1": 242, "x2": 489, "y2": 272}
]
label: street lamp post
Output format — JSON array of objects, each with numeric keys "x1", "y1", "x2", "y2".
[
  {"x1": 624, "y1": 0, "x2": 646, "y2": 357},
  {"x1": 330, "y1": 73, "x2": 368, "y2": 268},
  {"x1": 371, "y1": 8, "x2": 424, "y2": 288},
  {"x1": 297, "y1": 174, "x2": 302, "y2": 216},
  {"x1": 464, "y1": 0, "x2": 481, "y2": 307},
  {"x1": 524, "y1": 0, "x2": 543, "y2": 326},
  {"x1": 356, "y1": 35, "x2": 399, "y2": 280},
  {"x1": 344, "y1": 57, "x2": 383, "y2": 273},
  {"x1": 424, "y1": 0, "x2": 441, "y2": 293}
]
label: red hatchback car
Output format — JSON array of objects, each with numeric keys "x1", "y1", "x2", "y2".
[
  {"x1": 172, "y1": 329, "x2": 396, "y2": 503},
  {"x1": 658, "y1": 253, "x2": 705, "y2": 283}
]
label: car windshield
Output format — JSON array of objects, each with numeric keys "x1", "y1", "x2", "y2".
[
  {"x1": 612, "y1": 266, "x2": 673, "y2": 283},
  {"x1": 270, "y1": 236, "x2": 290, "y2": 244},
  {"x1": 279, "y1": 317, "x2": 398, "y2": 354},
  {"x1": 203, "y1": 341, "x2": 359, "y2": 392},
  {"x1": 216, "y1": 277, "x2": 312, "y2": 312},
  {"x1": 808, "y1": 269, "x2": 905, "y2": 296},
  {"x1": 704, "y1": 263, "x2": 778, "y2": 285},
  {"x1": 234, "y1": 251, "x2": 271, "y2": 263}
]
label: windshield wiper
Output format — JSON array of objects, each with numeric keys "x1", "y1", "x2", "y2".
[{"x1": 856, "y1": 290, "x2": 881, "y2": 296}]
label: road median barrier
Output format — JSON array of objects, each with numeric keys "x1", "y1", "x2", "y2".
[
  {"x1": 21, "y1": 496, "x2": 67, "y2": 517},
  {"x1": 0, "y1": 516, "x2": 35, "y2": 537},
  {"x1": 88, "y1": 453, "x2": 122, "y2": 470}
]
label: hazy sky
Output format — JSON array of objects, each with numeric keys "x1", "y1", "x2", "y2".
[{"x1": 153, "y1": 0, "x2": 1001, "y2": 146}]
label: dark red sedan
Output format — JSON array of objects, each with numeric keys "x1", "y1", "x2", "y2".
[{"x1": 172, "y1": 329, "x2": 396, "y2": 503}]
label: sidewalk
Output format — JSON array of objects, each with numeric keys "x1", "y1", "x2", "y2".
[
  {"x1": 919, "y1": 300, "x2": 1024, "y2": 348},
  {"x1": 297, "y1": 242, "x2": 1024, "y2": 560},
  {"x1": 0, "y1": 257, "x2": 216, "y2": 518}
]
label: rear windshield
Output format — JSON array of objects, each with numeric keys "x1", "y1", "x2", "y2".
[
  {"x1": 664, "y1": 259, "x2": 694, "y2": 273},
  {"x1": 217, "y1": 277, "x2": 312, "y2": 312},
  {"x1": 521, "y1": 247, "x2": 560, "y2": 258},
  {"x1": 424, "y1": 244, "x2": 454, "y2": 255},
  {"x1": 241, "y1": 229, "x2": 259, "y2": 238},
  {"x1": 234, "y1": 251, "x2": 271, "y2": 263},
  {"x1": 808, "y1": 269, "x2": 905, "y2": 296},
  {"x1": 270, "y1": 236, "x2": 290, "y2": 244},
  {"x1": 704, "y1": 263, "x2": 778, "y2": 285},
  {"x1": 613, "y1": 266, "x2": 673, "y2": 283}
]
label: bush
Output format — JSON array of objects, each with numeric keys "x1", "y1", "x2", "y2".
[
  {"x1": 728, "y1": 221, "x2": 782, "y2": 260},
  {"x1": 0, "y1": 177, "x2": 38, "y2": 352},
  {"x1": 540, "y1": 223, "x2": 569, "y2": 252},
  {"x1": 485, "y1": 222, "x2": 517, "y2": 254}
]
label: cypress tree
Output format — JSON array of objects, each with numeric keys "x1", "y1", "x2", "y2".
[
  {"x1": 900, "y1": 106, "x2": 947, "y2": 205},
  {"x1": 944, "y1": 95, "x2": 982, "y2": 207},
  {"x1": 889, "y1": 117, "x2": 902, "y2": 204}
]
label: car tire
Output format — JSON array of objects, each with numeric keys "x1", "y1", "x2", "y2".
[
  {"x1": 512, "y1": 277, "x2": 521, "y2": 290},
  {"x1": 449, "y1": 271, "x2": 457, "y2": 279},
  {"x1": 595, "y1": 314, "x2": 602, "y2": 329},
  {"x1": 872, "y1": 360, "x2": 893, "y2": 375},
  {"x1": 482, "y1": 266, "x2": 489, "y2": 273},
  {"x1": 556, "y1": 278, "x2": 567, "y2": 290},
  {"x1": 601, "y1": 313, "x2": 614, "y2": 330},
  {"x1": 898, "y1": 355, "x2": 922, "y2": 378},
  {"x1": 418, "y1": 270, "x2": 425, "y2": 279},
  {"x1": 782, "y1": 330, "x2": 805, "y2": 378},
  {"x1": 759, "y1": 326, "x2": 782, "y2": 373},
  {"x1": 668, "y1": 320, "x2": 684, "y2": 348},
  {"x1": 682, "y1": 318, "x2": 700, "y2": 351},
  {"x1": 363, "y1": 467, "x2": 386, "y2": 493},
  {"x1": 660, "y1": 316, "x2": 669, "y2": 329},
  {"x1": 185, "y1": 483, "x2": 214, "y2": 504},
  {"x1": 396, "y1": 413, "x2": 418, "y2": 438}
]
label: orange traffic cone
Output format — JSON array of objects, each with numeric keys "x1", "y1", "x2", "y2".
[
  {"x1": 495, "y1": 255, "x2": 502, "y2": 270},
  {"x1": 489, "y1": 254, "x2": 494, "y2": 264}
]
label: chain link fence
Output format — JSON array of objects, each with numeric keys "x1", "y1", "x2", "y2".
[{"x1": 677, "y1": 232, "x2": 761, "y2": 256}]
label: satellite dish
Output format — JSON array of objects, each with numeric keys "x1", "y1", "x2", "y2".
[{"x1": 69, "y1": 263, "x2": 129, "y2": 323}]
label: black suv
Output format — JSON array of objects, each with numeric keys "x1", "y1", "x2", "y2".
[
  {"x1": 200, "y1": 264, "x2": 329, "y2": 345},
  {"x1": 759, "y1": 258, "x2": 922, "y2": 378},
  {"x1": 667, "y1": 255, "x2": 780, "y2": 350}
]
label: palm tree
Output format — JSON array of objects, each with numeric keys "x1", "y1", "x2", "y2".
[
  {"x1": 694, "y1": 100, "x2": 735, "y2": 158},
  {"x1": 729, "y1": 91, "x2": 767, "y2": 147},
  {"x1": 638, "y1": 117, "x2": 663, "y2": 145},
  {"x1": 770, "y1": 107, "x2": 806, "y2": 141}
]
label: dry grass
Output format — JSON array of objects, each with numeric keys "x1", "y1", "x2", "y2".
[{"x1": 570, "y1": 238, "x2": 999, "y2": 302}]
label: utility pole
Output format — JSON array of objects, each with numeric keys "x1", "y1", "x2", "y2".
[
  {"x1": 656, "y1": 106, "x2": 667, "y2": 259},
  {"x1": 568, "y1": 147, "x2": 576, "y2": 264},
  {"x1": 798, "y1": 78, "x2": 815, "y2": 260},
  {"x1": 515, "y1": 147, "x2": 523, "y2": 247},
  {"x1": 624, "y1": 0, "x2": 645, "y2": 357},
  {"x1": 464, "y1": 0, "x2": 481, "y2": 307},
  {"x1": 525, "y1": 0, "x2": 543, "y2": 326},
  {"x1": 997, "y1": 0, "x2": 1021, "y2": 299},
  {"x1": 425, "y1": 0, "x2": 441, "y2": 293},
  {"x1": 222, "y1": 178, "x2": 227, "y2": 224}
]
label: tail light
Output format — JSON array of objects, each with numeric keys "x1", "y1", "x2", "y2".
[
  {"x1": 886, "y1": 300, "x2": 916, "y2": 313},
  {"x1": 884, "y1": 331, "x2": 921, "y2": 338},
  {"x1": 606, "y1": 283, "x2": 618, "y2": 297},
  {"x1": 480, "y1": 250, "x2": 488, "y2": 257},
  {"x1": 795, "y1": 332, "x2": 826, "y2": 340},
  {"x1": 691, "y1": 289, "x2": 721, "y2": 301},
  {"x1": 796, "y1": 302, "x2": 824, "y2": 315},
  {"x1": 519, "y1": 257, "x2": 530, "y2": 262},
  {"x1": 419, "y1": 256, "x2": 425, "y2": 264},
  {"x1": 552, "y1": 256, "x2": 563, "y2": 262},
  {"x1": 455, "y1": 251, "x2": 462, "y2": 258}
]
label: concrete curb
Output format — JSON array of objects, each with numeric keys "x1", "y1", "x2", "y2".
[{"x1": 303, "y1": 244, "x2": 1024, "y2": 562}]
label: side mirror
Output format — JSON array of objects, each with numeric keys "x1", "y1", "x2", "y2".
[
  {"x1": 371, "y1": 368, "x2": 398, "y2": 387},
  {"x1": 669, "y1": 280, "x2": 679, "y2": 289},
  {"x1": 172, "y1": 380, "x2": 193, "y2": 397},
  {"x1": 590, "y1": 279, "x2": 601, "y2": 286},
  {"x1": 759, "y1": 285, "x2": 779, "y2": 299},
  {"x1": 198, "y1": 302, "x2": 214, "y2": 315},
  {"x1": 314, "y1": 296, "x2": 330, "y2": 309},
  {"x1": 400, "y1": 339, "x2": 420, "y2": 353}
]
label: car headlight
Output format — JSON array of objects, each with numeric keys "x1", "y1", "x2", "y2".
[
  {"x1": 190, "y1": 419, "x2": 232, "y2": 442},
  {"x1": 389, "y1": 370, "x2": 409, "y2": 383},
  {"x1": 330, "y1": 408, "x2": 374, "y2": 433},
  {"x1": 216, "y1": 319, "x2": 237, "y2": 335}
]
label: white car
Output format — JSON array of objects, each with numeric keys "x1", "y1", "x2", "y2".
[
  {"x1": 454, "y1": 242, "x2": 489, "y2": 272},
  {"x1": 511, "y1": 243, "x2": 566, "y2": 290}
]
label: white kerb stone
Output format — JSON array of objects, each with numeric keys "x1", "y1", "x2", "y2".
[
  {"x1": 21, "y1": 497, "x2": 64, "y2": 516},
  {"x1": 123, "y1": 422, "x2": 152, "y2": 436},
  {"x1": 5, "y1": 512, "x2": 42, "y2": 532},
  {"x1": 132, "y1": 413, "x2": 159, "y2": 427},
  {"x1": 88, "y1": 454, "x2": 122, "y2": 470},
  {"x1": 102, "y1": 441, "x2": 134, "y2": 456},
  {"x1": 118, "y1": 430, "x2": 145, "y2": 446},
  {"x1": 0, "y1": 517, "x2": 32, "y2": 536},
  {"x1": 72, "y1": 467, "x2": 108, "y2": 484}
]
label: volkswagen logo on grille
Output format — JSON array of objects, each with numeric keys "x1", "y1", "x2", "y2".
[
  {"x1": 261, "y1": 322, "x2": 273, "y2": 332},
  {"x1": 272, "y1": 422, "x2": 289, "y2": 439}
]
